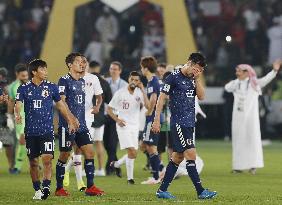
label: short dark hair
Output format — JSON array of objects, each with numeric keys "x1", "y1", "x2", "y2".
[
  {"x1": 29, "y1": 59, "x2": 47, "y2": 77},
  {"x1": 110, "y1": 61, "x2": 122, "y2": 70},
  {"x1": 188, "y1": 52, "x2": 207, "y2": 68},
  {"x1": 158, "y1": 63, "x2": 167, "y2": 68},
  {"x1": 89, "y1": 61, "x2": 100, "y2": 68},
  {"x1": 163, "y1": 71, "x2": 172, "y2": 81},
  {"x1": 65, "y1": 52, "x2": 82, "y2": 68},
  {"x1": 129, "y1": 71, "x2": 141, "y2": 78},
  {"x1": 15, "y1": 63, "x2": 28, "y2": 73},
  {"x1": 140, "y1": 56, "x2": 157, "y2": 73}
]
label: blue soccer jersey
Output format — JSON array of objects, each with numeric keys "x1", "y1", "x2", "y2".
[
  {"x1": 16, "y1": 80, "x2": 61, "y2": 136},
  {"x1": 146, "y1": 75, "x2": 160, "y2": 122},
  {"x1": 0, "y1": 87, "x2": 2, "y2": 95},
  {"x1": 162, "y1": 69, "x2": 196, "y2": 127},
  {"x1": 58, "y1": 73, "x2": 87, "y2": 132}
]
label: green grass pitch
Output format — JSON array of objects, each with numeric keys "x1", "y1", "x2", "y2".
[{"x1": 0, "y1": 140, "x2": 282, "y2": 205}]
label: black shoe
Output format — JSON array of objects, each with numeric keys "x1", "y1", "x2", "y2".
[
  {"x1": 127, "y1": 179, "x2": 135, "y2": 185},
  {"x1": 232, "y1": 170, "x2": 243, "y2": 174},
  {"x1": 79, "y1": 186, "x2": 87, "y2": 192},
  {"x1": 110, "y1": 161, "x2": 122, "y2": 178},
  {"x1": 41, "y1": 187, "x2": 50, "y2": 200}
]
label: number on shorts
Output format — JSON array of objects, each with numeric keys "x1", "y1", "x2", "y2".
[{"x1": 44, "y1": 141, "x2": 54, "y2": 152}]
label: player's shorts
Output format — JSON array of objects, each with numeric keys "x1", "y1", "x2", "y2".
[
  {"x1": 25, "y1": 132, "x2": 54, "y2": 160},
  {"x1": 58, "y1": 127, "x2": 93, "y2": 152},
  {"x1": 0, "y1": 127, "x2": 15, "y2": 146},
  {"x1": 157, "y1": 131, "x2": 173, "y2": 153},
  {"x1": 86, "y1": 115, "x2": 104, "y2": 142},
  {"x1": 116, "y1": 126, "x2": 139, "y2": 150},
  {"x1": 171, "y1": 123, "x2": 195, "y2": 153},
  {"x1": 143, "y1": 121, "x2": 159, "y2": 146}
]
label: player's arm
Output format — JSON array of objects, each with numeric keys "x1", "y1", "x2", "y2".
[
  {"x1": 152, "y1": 92, "x2": 167, "y2": 133},
  {"x1": 14, "y1": 100, "x2": 23, "y2": 124},
  {"x1": 107, "y1": 106, "x2": 126, "y2": 127},
  {"x1": 92, "y1": 94, "x2": 102, "y2": 114},
  {"x1": 146, "y1": 93, "x2": 157, "y2": 116},
  {"x1": 194, "y1": 76, "x2": 205, "y2": 100},
  {"x1": 137, "y1": 82, "x2": 150, "y2": 109},
  {"x1": 55, "y1": 99, "x2": 79, "y2": 132}
]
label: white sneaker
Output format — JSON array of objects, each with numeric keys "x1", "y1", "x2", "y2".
[
  {"x1": 95, "y1": 169, "x2": 106, "y2": 176},
  {"x1": 32, "y1": 190, "x2": 43, "y2": 200},
  {"x1": 141, "y1": 177, "x2": 160, "y2": 185}
]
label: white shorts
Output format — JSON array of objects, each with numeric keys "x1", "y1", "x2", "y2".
[
  {"x1": 116, "y1": 126, "x2": 139, "y2": 150},
  {"x1": 86, "y1": 113, "x2": 104, "y2": 142}
]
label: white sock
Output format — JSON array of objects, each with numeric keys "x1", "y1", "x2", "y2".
[
  {"x1": 126, "y1": 157, "x2": 135, "y2": 180},
  {"x1": 114, "y1": 154, "x2": 127, "y2": 168},
  {"x1": 73, "y1": 154, "x2": 83, "y2": 182},
  {"x1": 65, "y1": 152, "x2": 74, "y2": 172}
]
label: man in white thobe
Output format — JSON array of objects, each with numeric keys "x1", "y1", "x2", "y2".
[{"x1": 225, "y1": 60, "x2": 281, "y2": 174}]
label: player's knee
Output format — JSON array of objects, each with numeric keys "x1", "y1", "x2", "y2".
[
  {"x1": 29, "y1": 159, "x2": 39, "y2": 168},
  {"x1": 171, "y1": 154, "x2": 183, "y2": 164},
  {"x1": 184, "y1": 149, "x2": 196, "y2": 160},
  {"x1": 59, "y1": 152, "x2": 70, "y2": 162},
  {"x1": 128, "y1": 148, "x2": 137, "y2": 158}
]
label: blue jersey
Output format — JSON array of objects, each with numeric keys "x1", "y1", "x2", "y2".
[
  {"x1": 162, "y1": 69, "x2": 196, "y2": 127},
  {"x1": 146, "y1": 76, "x2": 161, "y2": 122},
  {"x1": 58, "y1": 73, "x2": 87, "y2": 132},
  {"x1": 16, "y1": 80, "x2": 61, "y2": 136},
  {"x1": 0, "y1": 87, "x2": 2, "y2": 95}
]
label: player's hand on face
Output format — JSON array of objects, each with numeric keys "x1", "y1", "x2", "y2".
[
  {"x1": 273, "y1": 59, "x2": 282, "y2": 71},
  {"x1": 192, "y1": 67, "x2": 203, "y2": 79},
  {"x1": 151, "y1": 120, "x2": 160, "y2": 133},
  {"x1": 15, "y1": 115, "x2": 22, "y2": 124},
  {"x1": 91, "y1": 106, "x2": 100, "y2": 114},
  {"x1": 117, "y1": 118, "x2": 126, "y2": 127},
  {"x1": 137, "y1": 82, "x2": 145, "y2": 91}
]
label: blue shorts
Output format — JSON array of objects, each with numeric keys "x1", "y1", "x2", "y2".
[
  {"x1": 171, "y1": 124, "x2": 195, "y2": 153},
  {"x1": 143, "y1": 121, "x2": 159, "y2": 146},
  {"x1": 25, "y1": 132, "x2": 55, "y2": 160},
  {"x1": 58, "y1": 127, "x2": 93, "y2": 152}
]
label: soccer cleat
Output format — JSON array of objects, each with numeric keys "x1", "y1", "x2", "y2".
[
  {"x1": 63, "y1": 171, "x2": 70, "y2": 187},
  {"x1": 55, "y1": 188, "x2": 69, "y2": 196},
  {"x1": 41, "y1": 187, "x2": 50, "y2": 200},
  {"x1": 198, "y1": 189, "x2": 217, "y2": 199},
  {"x1": 77, "y1": 180, "x2": 87, "y2": 192},
  {"x1": 95, "y1": 169, "x2": 106, "y2": 177},
  {"x1": 156, "y1": 190, "x2": 176, "y2": 199},
  {"x1": 9, "y1": 168, "x2": 21, "y2": 174},
  {"x1": 85, "y1": 185, "x2": 105, "y2": 196},
  {"x1": 127, "y1": 179, "x2": 135, "y2": 185},
  {"x1": 141, "y1": 177, "x2": 160, "y2": 185},
  {"x1": 249, "y1": 168, "x2": 256, "y2": 175},
  {"x1": 110, "y1": 161, "x2": 122, "y2": 178},
  {"x1": 32, "y1": 190, "x2": 43, "y2": 200}
]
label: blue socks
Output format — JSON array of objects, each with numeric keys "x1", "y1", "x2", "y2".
[
  {"x1": 42, "y1": 179, "x2": 51, "y2": 189},
  {"x1": 84, "y1": 159, "x2": 95, "y2": 188},
  {"x1": 159, "y1": 160, "x2": 179, "y2": 192},
  {"x1": 186, "y1": 160, "x2": 204, "y2": 195},
  {"x1": 33, "y1": 181, "x2": 41, "y2": 191},
  {"x1": 149, "y1": 153, "x2": 161, "y2": 180},
  {"x1": 56, "y1": 160, "x2": 66, "y2": 189}
]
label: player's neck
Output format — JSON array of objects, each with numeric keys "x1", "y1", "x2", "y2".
[
  {"x1": 69, "y1": 71, "x2": 81, "y2": 80},
  {"x1": 32, "y1": 77, "x2": 44, "y2": 86},
  {"x1": 111, "y1": 76, "x2": 120, "y2": 82},
  {"x1": 146, "y1": 72, "x2": 154, "y2": 81}
]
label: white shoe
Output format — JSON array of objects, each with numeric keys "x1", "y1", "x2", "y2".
[
  {"x1": 95, "y1": 169, "x2": 106, "y2": 176},
  {"x1": 32, "y1": 190, "x2": 43, "y2": 200},
  {"x1": 141, "y1": 177, "x2": 160, "y2": 185}
]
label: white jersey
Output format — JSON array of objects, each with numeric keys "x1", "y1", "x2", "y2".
[
  {"x1": 83, "y1": 72, "x2": 103, "y2": 112},
  {"x1": 109, "y1": 87, "x2": 144, "y2": 128}
]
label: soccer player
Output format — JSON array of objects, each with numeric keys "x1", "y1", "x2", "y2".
[
  {"x1": 140, "y1": 56, "x2": 162, "y2": 184},
  {"x1": 152, "y1": 53, "x2": 217, "y2": 199},
  {"x1": 7, "y1": 63, "x2": 29, "y2": 174},
  {"x1": 55, "y1": 53, "x2": 105, "y2": 196},
  {"x1": 15, "y1": 59, "x2": 78, "y2": 200},
  {"x1": 63, "y1": 56, "x2": 103, "y2": 190},
  {"x1": 107, "y1": 71, "x2": 149, "y2": 184}
]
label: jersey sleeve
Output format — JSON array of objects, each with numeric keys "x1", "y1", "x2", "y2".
[
  {"x1": 58, "y1": 77, "x2": 68, "y2": 96},
  {"x1": 93, "y1": 75, "x2": 103, "y2": 95},
  {"x1": 0, "y1": 87, "x2": 3, "y2": 95},
  {"x1": 162, "y1": 74, "x2": 174, "y2": 95},
  {"x1": 52, "y1": 84, "x2": 61, "y2": 102},
  {"x1": 152, "y1": 78, "x2": 161, "y2": 95},
  {"x1": 15, "y1": 85, "x2": 24, "y2": 102},
  {"x1": 108, "y1": 91, "x2": 120, "y2": 110}
]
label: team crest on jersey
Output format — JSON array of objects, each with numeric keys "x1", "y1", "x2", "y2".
[
  {"x1": 86, "y1": 82, "x2": 92, "y2": 87},
  {"x1": 59, "y1": 86, "x2": 65, "y2": 93},
  {"x1": 135, "y1": 96, "x2": 141, "y2": 102},
  {"x1": 41, "y1": 89, "x2": 49, "y2": 98}
]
